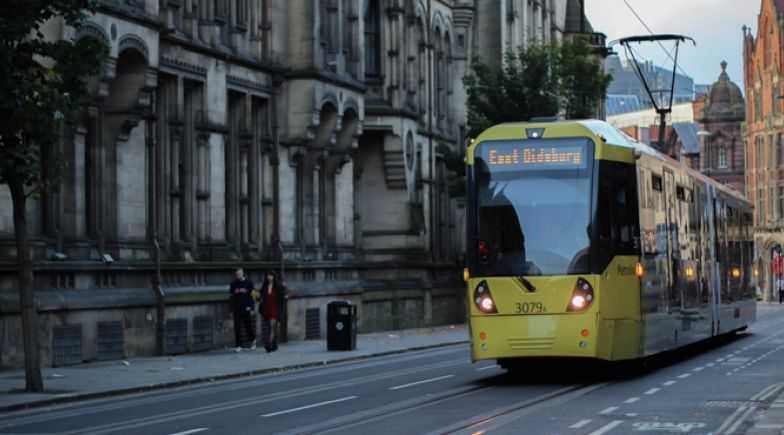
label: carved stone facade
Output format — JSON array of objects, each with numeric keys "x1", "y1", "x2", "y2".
[
  {"x1": 0, "y1": 0, "x2": 591, "y2": 368},
  {"x1": 743, "y1": 0, "x2": 784, "y2": 302}
]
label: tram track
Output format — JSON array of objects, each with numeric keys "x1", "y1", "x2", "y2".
[
  {"x1": 433, "y1": 383, "x2": 611, "y2": 435},
  {"x1": 285, "y1": 381, "x2": 610, "y2": 435}
]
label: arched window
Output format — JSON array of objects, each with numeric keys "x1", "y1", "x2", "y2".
[
  {"x1": 435, "y1": 26, "x2": 445, "y2": 129},
  {"x1": 778, "y1": 133, "x2": 783, "y2": 166},
  {"x1": 718, "y1": 147, "x2": 727, "y2": 168},
  {"x1": 417, "y1": 18, "x2": 426, "y2": 117},
  {"x1": 766, "y1": 19, "x2": 773, "y2": 69},
  {"x1": 444, "y1": 31, "x2": 452, "y2": 125},
  {"x1": 344, "y1": 0, "x2": 358, "y2": 76},
  {"x1": 364, "y1": 0, "x2": 381, "y2": 77}
]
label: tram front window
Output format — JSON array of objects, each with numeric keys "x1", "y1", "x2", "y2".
[{"x1": 473, "y1": 138, "x2": 594, "y2": 277}]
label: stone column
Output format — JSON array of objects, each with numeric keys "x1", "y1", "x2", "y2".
[
  {"x1": 195, "y1": 131, "x2": 211, "y2": 243},
  {"x1": 85, "y1": 106, "x2": 104, "y2": 249},
  {"x1": 169, "y1": 123, "x2": 184, "y2": 245}
]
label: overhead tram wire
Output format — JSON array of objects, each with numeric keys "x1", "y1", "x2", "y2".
[{"x1": 620, "y1": 0, "x2": 693, "y2": 79}]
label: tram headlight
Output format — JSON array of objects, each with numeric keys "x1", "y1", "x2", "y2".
[
  {"x1": 566, "y1": 277, "x2": 594, "y2": 312},
  {"x1": 481, "y1": 298, "x2": 494, "y2": 311},
  {"x1": 473, "y1": 281, "x2": 498, "y2": 314}
]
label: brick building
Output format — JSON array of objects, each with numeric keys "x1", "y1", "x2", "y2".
[{"x1": 743, "y1": 0, "x2": 784, "y2": 301}]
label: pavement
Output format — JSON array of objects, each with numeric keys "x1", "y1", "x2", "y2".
[
  {"x1": 0, "y1": 324, "x2": 468, "y2": 413},
  {"x1": 747, "y1": 304, "x2": 784, "y2": 435}
]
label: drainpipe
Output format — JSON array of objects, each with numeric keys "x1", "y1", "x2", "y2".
[
  {"x1": 271, "y1": 73, "x2": 287, "y2": 341},
  {"x1": 271, "y1": 74, "x2": 282, "y2": 265},
  {"x1": 147, "y1": 91, "x2": 165, "y2": 356},
  {"x1": 427, "y1": 0, "x2": 435, "y2": 263}
]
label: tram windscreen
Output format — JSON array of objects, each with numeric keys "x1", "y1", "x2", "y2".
[{"x1": 472, "y1": 138, "x2": 594, "y2": 276}]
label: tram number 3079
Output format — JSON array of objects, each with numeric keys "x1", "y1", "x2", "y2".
[{"x1": 515, "y1": 302, "x2": 546, "y2": 314}]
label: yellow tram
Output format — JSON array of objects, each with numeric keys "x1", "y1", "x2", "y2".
[{"x1": 465, "y1": 120, "x2": 756, "y2": 366}]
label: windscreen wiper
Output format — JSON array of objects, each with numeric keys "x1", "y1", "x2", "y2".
[{"x1": 516, "y1": 275, "x2": 536, "y2": 293}]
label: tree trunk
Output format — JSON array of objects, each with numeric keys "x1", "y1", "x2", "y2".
[{"x1": 9, "y1": 181, "x2": 44, "y2": 392}]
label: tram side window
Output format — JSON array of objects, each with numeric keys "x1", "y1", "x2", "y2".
[
  {"x1": 728, "y1": 207, "x2": 741, "y2": 301},
  {"x1": 638, "y1": 168, "x2": 648, "y2": 209},
  {"x1": 652, "y1": 174, "x2": 663, "y2": 211},
  {"x1": 699, "y1": 191, "x2": 710, "y2": 305},
  {"x1": 597, "y1": 161, "x2": 641, "y2": 270},
  {"x1": 743, "y1": 212, "x2": 754, "y2": 298},
  {"x1": 715, "y1": 198, "x2": 730, "y2": 303}
]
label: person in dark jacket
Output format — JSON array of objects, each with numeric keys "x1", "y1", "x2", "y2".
[
  {"x1": 258, "y1": 270, "x2": 286, "y2": 352},
  {"x1": 229, "y1": 267, "x2": 256, "y2": 352}
]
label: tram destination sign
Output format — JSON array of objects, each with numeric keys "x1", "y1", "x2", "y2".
[{"x1": 477, "y1": 140, "x2": 589, "y2": 172}]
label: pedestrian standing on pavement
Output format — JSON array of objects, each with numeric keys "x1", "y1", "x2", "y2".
[
  {"x1": 259, "y1": 270, "x2": 286, "y2": 352},
  {"x1": 778, "y1": 277, "x2": 784, "y2": 304},
  {"x1": 229, "y1": 267, "x2": 257, "y2": 352}
]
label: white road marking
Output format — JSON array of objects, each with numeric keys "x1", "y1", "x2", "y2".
[
  {"x1": 662, "y1": 381, "x2": 676, "y2": 386},
  {"x1": 677, "y1": 373, "x2": 691, "y2": 379},
  {"x1": 599, "y1": 406, "x2": 618, "y2": 414},
  {"x1": 167, "y1": 430, "x2": 209, "y2": 435},
  {"x1": 692, "y1": 367, "x2": 704, "y2": 372},
  {"x1": 625, "y1": 413, "x2": 638, "y2": 417},
  {"x1": 569, "y1": 419, "x2": 593, "y2": 429},
  {"x1": 476, "y1": 365, "x2": 498, "y2": 371},
  {"x1": 706, "y1": 363, "x2": 714, "y2": 367},
  {"x1": 389, "y1": 374, "x2": 455, "y2": 390},
  {"x1": 589, "y1": 420, "x2": 624, "y2": 435},
  {"x1": 755, "y1": 424, "x2": 784, "y2": 429},
  {"x1": 260, "y1": 396, "x2": 358, "y2": 417},
  {"x1": 624, "y1": 397, "x2": 641, "y2": 403},
  {"x1": 644, "y1": 388, "x2": 660, "y2": 395}
]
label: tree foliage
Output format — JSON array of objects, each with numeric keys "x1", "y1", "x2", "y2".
[
  {"x1": 0, "y1": 0, "x2": 107, "y2": 392},
  {"x1": 463, "y1": 37, "x2": 612, "y2": 137},
  {"x1": 0, "y1": 0, "x2": 107, "y2": 191}
]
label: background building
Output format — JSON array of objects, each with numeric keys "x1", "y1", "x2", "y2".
[
  {"x1": 0, "y1": 0, "x2": 600, "y2": 368},
  {"x1": 743, "y1": 0, "x2": 784, "y2": 302},
  {"x1": 604, "y1": 55, "x2": 695, "y2": 116},
  {"x1": 696, "y1": 61, "x2": 745, "y2": 193}
]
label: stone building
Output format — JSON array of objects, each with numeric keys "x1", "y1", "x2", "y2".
[
  {"x1": 697, "y1": 61, "x2": 745, "y2": 193},
  {"x1": 0, "y1": 0, "x2": 599, "y2": 368},
  {"x1": 743, "y1": 0, "x2": 784, "y2": 302}
]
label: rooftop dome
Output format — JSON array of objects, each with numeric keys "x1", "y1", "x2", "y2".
[{"x1": 703, "y1": 61, "x2": 745, "y2": 121}]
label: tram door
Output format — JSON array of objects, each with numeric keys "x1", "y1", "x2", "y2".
[{"x1": 664, "y1": 170, "x2": 678, "y2": 312}]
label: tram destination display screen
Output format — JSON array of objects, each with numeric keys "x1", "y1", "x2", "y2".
[{"x1": 477, "y1": 139, "x2": 589, "y2": 172}]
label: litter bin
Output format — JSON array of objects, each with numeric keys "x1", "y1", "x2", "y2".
[{"x1": 327, "y1": 301, "x2": 357, "y2": 351}]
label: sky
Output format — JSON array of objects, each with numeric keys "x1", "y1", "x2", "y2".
[{"x1": 585, "y1": 0, "x2": 760, "y2": 89}]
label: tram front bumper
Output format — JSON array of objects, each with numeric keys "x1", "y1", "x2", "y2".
[{"x1": 470, "y1": 313, "x2": 601, "y2": 361}]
